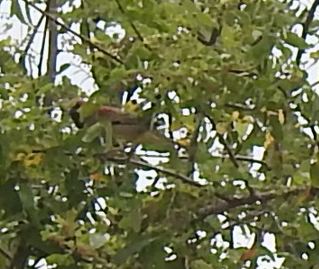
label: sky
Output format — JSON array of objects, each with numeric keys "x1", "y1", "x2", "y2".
[{"x1": 0, "y1": 0, "x2": 319, "y2": 268}]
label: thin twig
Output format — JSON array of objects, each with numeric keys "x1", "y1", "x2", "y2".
[
  {"x1": 210, "y1": 116, "x2": 239, "y2": 167},
  {"x1": 126, "y1": 158, "x2": 203, "y2": 187},
  {"x1": 224, "y1": 102, "x2": 255, "y2": 111},
  {"x1": 187, "y1": 114, "x2": 203, "y2": 177},
  {"x1": 95, "y1": 153, "x2": 203, "y2": 187},
  {"x1": 296, "y1": 0, "x2": 319, "y2": 65},
  {"x1": 135, "y1": 152, "x2": 267, "y2": 167},
  {"x1": 21, "y1": 12, "x2": 45, "y2": 76},
  {"x1": 23, "y1": 0, "x2": 124, "y2": 64},
  {"x1": 218, "y1": 135, "x2": 240, "y2": 168},
  {"x1": 0, "y1": 245, "x2": 12, "y2": 261},
  {"x1": 234, "y1": 155, "x2": 268, "y2": 168},
  {"x1": 197, "y1": 27, "x2": 220, "y2": 46},
  {"x1": 38, "y1": 3, "x2": 50, "y2": 77},
  {"x1": 205, "y1": 115, "x2": 240, "y2": 168},
  {"x1": 113, "y1": 0, "x2": 152, "y2": 51}
]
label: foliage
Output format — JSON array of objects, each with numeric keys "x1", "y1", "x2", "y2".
[{"x1": 1, "y1": 0, "x2": 319, "y2": 268}]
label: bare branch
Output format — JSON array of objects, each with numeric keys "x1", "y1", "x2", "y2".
[
  {"x1": 21, "y1": 12, "x2": 45, "y2": 76},
  {"x1": 198, "y1": 186, "x2": 319, "y2": 219},
  {"x1": 234, "y1": 155, "x2": 268, "y2": 168},
  {"x1": 207, "y1": 115, "x2": 240, "y2": 168},
  {"x1": 95, "y1": 153, "x2": 203, "y2": 187},
  {"x1": 197, "y1": 27, "x2": 220, "y2": 46},
  {"x1": 224, "y1": 102, "x2": 255, "y2": 111},
  {"x1": 187, "y1": 114, "x2": 203, "y2": 177},
  {"x1": 23, "y1": 0, "x2": 123, "y2": 65},
  {"x1": 44, "y1": 0, "x2": 58, "y2": 107},
  {"x1": 9, "y1": 241, "x2": 30, "y2": 269},
  {"x1": 38, "y1": 3, "x2": 50, "y2": 78},
  {"x1": 296, "y1": 0, "x2": 319, "y2": 65}
]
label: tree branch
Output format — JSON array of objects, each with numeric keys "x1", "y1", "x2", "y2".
[
  {"x1": 9, "y1": 241, "x2": 31, "y2": 269},
  {"x1": 21, "y1": 11, "x2": 46, "y2": 76},
  {"x1": 23, "y1": 0, "x2": 124, "y2": 65},
  {"x1": 44, "y1": 0, "x2": 58, "y2": 107},
  {"x1": 198, "y1": 186, "x2": 319, "y2": 219},
  {"x1": 38, "y1": 3, "x2": 50, "y2": 78},
  {"x1": 95, "y1": 153, "x2": 203, "y2": 187},
  {"x1": 234, "y1": 155, "x2": 268, "y2": 168},
  {"x1": 0, "y1": 245, "x2": 12, "y2": 262},
  {"x1": 187, "y1": 114, "x2": 203, "y2": 177},
  {"x1": 197, "y1": 27, "x2": 221, "y2": 46},
  {"x1": 206, "y1": 115, "x2": 240, "y2": 168},
  {"x1": 296, "y1": 0, "x2": 319, "y2": 65}
]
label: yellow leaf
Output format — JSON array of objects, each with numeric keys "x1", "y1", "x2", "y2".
[
  {"x1": 176, "y1": 137, "x2": 191, "y2": 147},
  {"x1": 260, "y1": 107, "x2": 267, "y2": 113},
  {"x1": 10, "y1": 152, "x2": 26, "y2": 161},
  {"x1": 216, "y1": 122, "x2": 227, "y2": 134},
  {"x1": 296, "y1": 187, "x2": 311, "y2": 204},
  {"x1": 23, "y1": 153, "x2": 43, "y2": 167},
  {"x1": 242, "y1": 115, "x2": 254, "y2": 123},
  {"x1": 264, "y1": 132, "x2": 274, "y2": 149},
  {"x1": 232, "y1": 111, "x2": 240, "y2": 120},
  {"x1": 123, "y1": 101, "x2": 139, "y2": 113},
  {"x1": 278, "y1": 109, "x2": 285, "y2": 124}
]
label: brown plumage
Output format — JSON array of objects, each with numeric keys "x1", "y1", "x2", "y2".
[{"x1": 69, "y1": 100, "x2": 174, "y2": 148}]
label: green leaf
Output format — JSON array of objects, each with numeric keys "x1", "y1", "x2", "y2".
[
  {"x1": 58, "y1": 63, "x2": 71, "y2": 74},
  {"x1": 113, "y1": 235, "x2": 158, "y2": 265},
  {"x1": 131, "y1": 207, "x2": 142, "y2": 233},
  {"x1": 11, "y1": 0, "x2": 28, "y2": 24},
  {"x1": 235, "y1": 121, "x2": 250, "y2": 138},
  {"x1": 0, "y1": 178, "x2": 22, "y2": 217},
  {"x1": 285, "y1": 31, "x2": 308, "y2": 49},
  {"x1": 89, "y1": 233, "x2": 110, "y2": 249},
  {"x1": 0, "y1": 88, "x2": 9, "y2": 100},
  {"x1": 36, "y1": 82, "x2": 54, "y2": 95},
  {"x1": 18, "y1": 181, "x2": 40, "y2": 226},
  {"x1": 196, "y1": 12, "x2": 214, "y2": 27},
  {"x1": 46, "y1": 254, "x2": 74, "y2": 266},
  {"x1": 190, "y1": 259, "x2": 212, "y2": 269},
  {"x1": 82, "y1": 122, "x2": 104, "y2": 143}
]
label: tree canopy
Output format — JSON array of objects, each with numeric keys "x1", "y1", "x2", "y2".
[{"x1": 1, "y1": 0, "x2": 319, "y2": 268}]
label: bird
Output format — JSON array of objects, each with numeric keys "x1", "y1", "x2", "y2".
[{"x1": 69, "y1": 99, "x2": 175, "y2": 151}]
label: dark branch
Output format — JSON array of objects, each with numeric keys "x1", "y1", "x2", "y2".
[
  {"x1": 187, "y1": 115, "x2": 203, "y2": 177},
  {"x1": 9, "y1": 241, "x2": 31, "y2": 269},
  {"x1": 296, "y1": 0, "x2": 319, "y2": 65},
  {"x1": 198, "y1": 186, "x2": 319, "y2": 219},
  {"x1": 44, "y1": 0, "x2": 58, "y2": 107},
  {"x1": 21, "y1": 12, "x2": 45, "y2": 76},
  {"x1": 0, "y1": 245, "x2": 12, "y2": 262},
  {"x1": 234, "y1": 155, "x2": 268, "y2": 168},
  {"x1": 38, "y1": 3, "x2": 50, "y2": 78},
  {"x1": 95, "y1": 153, "x2": 203, "y2": 187},
  {"x1": 23, "y1": 0, "x2": 123, "y2": 64},
  {"x1": 205, "y1": 115, "x2": 240, "y2": 168},
  {"x1": 197, "y1": 27, "x2": 221, "y2": 46}
]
